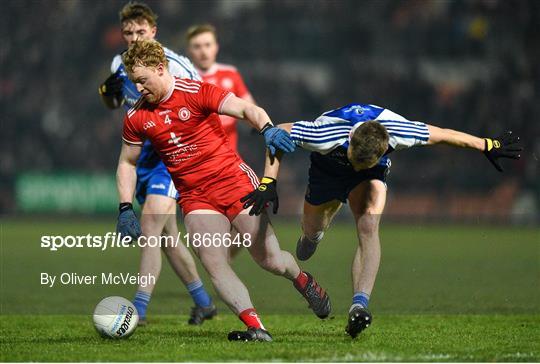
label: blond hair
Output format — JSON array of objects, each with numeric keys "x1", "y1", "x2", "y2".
[
  {"x1": 349, "y1": 121, "x2": 389, "y2": 166},
  {"x1": 185, "y1": 24, "x2": 217, "y2": 43},
  {"x1": 122, "y1": 39, "x2": 168, "y2": 74},
  {"x1": 119, "y1": 2, "x2": 158, "y2": 27}
]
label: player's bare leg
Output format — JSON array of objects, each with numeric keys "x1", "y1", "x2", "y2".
[
  {"x1": 233, "y1": 209, "x2": 331, "y2": 319},
  {"x1": 184, "y1": 210, "x2": 254, "y2": 314},
  {"x1": 296, "y1": 199, "x2": 342, "y2": 260},
  {"x1": 227, "y1": 227, "x2": 243, "y2": 263},
  {"x1": 135, "y1": 195, "x2": 169, "y2": 324},
  {"x1": 348, "y1": 180, "x2": 386, "y2": 299},
  {"x1": 345, "y1": 179, "x2": 386, "y2": 338},
  {"x1": 161, "y1": 212, "x2": 200, "y2": 285},
  {"x1": 160, "y1": 206, "x2": 216, "y2": 325},
  {"x1": 233, "y1": 210, "x2": 299, "y2": 279},
  {"x1": 135, "y1": 195, "x2": 214, "y2": 325},
  {"x1": 184, "y1": 209, "x2": 271, "y2": 341}
]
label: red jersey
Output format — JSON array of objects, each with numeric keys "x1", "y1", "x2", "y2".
[
  {"x1": 199, "y1": 63, "x2": 252, "y2": 151},
  {"x1": 123, "y1": 78, "x2": 243, "y2": 194}
]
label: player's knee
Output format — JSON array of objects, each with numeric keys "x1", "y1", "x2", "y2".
[
  {"x1": 140, "y1": 219, "x2": 165, "y2": 236},
  {"x1": 200, "y1": 255, "x2": 228, "y2": 277},
  {"x1": 356, "y1": 213, "x2": 380, "y2": 237},
  {"x1": 140, "y1": 241, "x2": 161, "y2": 253}
]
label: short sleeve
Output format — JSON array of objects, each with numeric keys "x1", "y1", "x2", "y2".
[
  {"x1": 193, "y1": 82, "x2": 233, "y2": 114},
  {"x1": 378, "y1": 118, "x2": 429, "y2": 150},
  {"x1": 290, "y1": 115, "x2": 352, "y2": 154},
  {"x1": 122, "y1": 114, "x2": 143, "y2": 145}
]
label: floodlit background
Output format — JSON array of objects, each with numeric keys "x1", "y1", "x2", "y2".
[
  {"x1": 1, "y1": 0, "x2": 539, "y2": 221},
  {"x1": 1, "y1": 2, "x2": 539, "y2": 361}
]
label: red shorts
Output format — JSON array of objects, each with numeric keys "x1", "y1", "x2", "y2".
[{"x1": 179, "y1": 161, "x2": 259, "y2": 221}]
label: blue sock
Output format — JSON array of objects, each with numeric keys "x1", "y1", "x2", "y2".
[
  {"x1": 352, "y1": 292, "x2": 370, "y2": 309},
  {"x1": 186, "y1": 280, "x2": 212, "y2": 308},
  {"x1": 133, "y1": 290, "x2": 151, "y2": 319}
]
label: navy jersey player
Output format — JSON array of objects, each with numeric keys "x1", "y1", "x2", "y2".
[
  {"x1": 240, "y1": 103, "x2": 522, "y2": 338},
  {"x1": 98, "y1": 2, "x2": 215, "y2": 326}
]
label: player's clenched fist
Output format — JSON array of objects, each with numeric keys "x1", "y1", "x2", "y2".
[
  {"x1": 260, "y1": 123, "x2": 296, "y2": 155},
  {"x1": 483, "y1": 131, "x2": 522, "y2": 172},
  {"x1": 116, "y1": 203, "x2": 142, "y2": 242},
  {"x1": 241, "y1": 177, "x2": 279, "y2": 215}
]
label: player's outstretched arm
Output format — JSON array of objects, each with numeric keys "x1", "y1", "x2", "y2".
[
  {"x1": 426, "y1": 125, "x2": 485, "y2": 149},
  {"x1": 116, "y1": 142, "x2": 142, "y2": 240},
  {"x1": 220, "y1": 96, "x2": 295, "y2": 155},
  {"x1": 426, "y1": 125, "x2": 522, "y2": 172}
]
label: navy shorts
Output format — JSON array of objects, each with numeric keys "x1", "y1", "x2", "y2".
[
  {"x1": 135, "y1": 162, "x2": 178, "y2": 205},
  {"x1": 305, "y1": 152, "x2": 389, "y2": 205}
]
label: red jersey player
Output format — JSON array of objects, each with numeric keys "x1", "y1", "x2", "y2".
[
  {"x1": 186, "y1": 24, "x2": 255, "y2": 152},
  {"x1": 116, "y1": 39, "x2": 330, "y2": 341}
]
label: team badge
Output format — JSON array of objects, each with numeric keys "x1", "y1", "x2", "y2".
[{"x1": 178, "y1": 107, "x2": 191, "y2": 121}]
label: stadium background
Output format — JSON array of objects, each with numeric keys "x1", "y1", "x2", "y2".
[
  {"x1": 0, "y1": 1, "x2": 539, "y2": 361},
  {"x1": 2, "y1": 0, "x2": 539, "y2": 221}
]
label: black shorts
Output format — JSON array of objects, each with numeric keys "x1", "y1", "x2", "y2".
[{"x1": 305, "y1": 152, "x2": 389, "y2": 205}]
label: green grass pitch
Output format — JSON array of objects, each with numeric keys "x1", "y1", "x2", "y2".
[{"x1": 1, "y1": 218, "x2": 539, "y2": 361}]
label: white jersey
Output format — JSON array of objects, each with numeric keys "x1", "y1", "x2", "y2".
[
  {"x1": 111, "y1": 46, "x2": 200, "y2": 80},
  {"x1": 291, "y1": 103, "x2": 429, "y2": 154},
  {"x1": 290, "y1": 103, "x2": 430, "y2": 168}
]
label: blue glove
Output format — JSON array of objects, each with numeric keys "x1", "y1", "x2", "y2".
[
  {"x1": 116, "y1": 203, "x2": 141, "y2": 242},
  {"x1": 260, "y1": 123, "x2": 296, "y2": 155}
]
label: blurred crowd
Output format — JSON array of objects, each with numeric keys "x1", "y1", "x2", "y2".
[{"x1": 1, "y1": 0, "x2": 539, "y2": 216}]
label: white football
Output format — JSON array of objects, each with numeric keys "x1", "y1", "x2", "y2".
[{"x1": 93, "y1": 296, "x2": 138, "y2": 339}]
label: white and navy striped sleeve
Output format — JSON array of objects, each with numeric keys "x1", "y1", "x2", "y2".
[
  {"x1": 164, "y1": 47, "x2": 201, "y2": 81},
  {"x1": 290, "y1": 115, "x2": 352, "y2": 154},
  {"x1": 374, "y1": 109, "x2": 429, "y2": 150}
]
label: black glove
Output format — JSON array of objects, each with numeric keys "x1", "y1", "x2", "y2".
[
  {"x1": 99, "y1": 70, "x2": 123, "y2": 97},
  {"x1": 240, "y1": 177, "x2": 279, "y2": 216},
  {"x1": 116, "y1": 203, "x2": 141, "y2": 242},
  {"x1": 483, "y1": 131, "x2": 522, "y2": 172}
]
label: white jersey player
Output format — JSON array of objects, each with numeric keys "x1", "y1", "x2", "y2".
[{"x1": 240, "y1": 102, "x2": 522, "y2": 338}]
